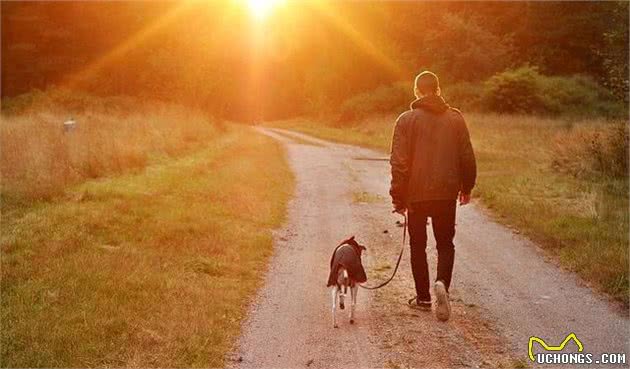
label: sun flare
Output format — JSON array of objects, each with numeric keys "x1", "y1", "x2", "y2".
[{"x1": 247, "y1": 0, "x2": 283, "y2": 20}]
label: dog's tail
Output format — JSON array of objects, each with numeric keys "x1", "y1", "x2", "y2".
[{"x1": 337, "y1": 269, "x2": 349, "y2": 294}]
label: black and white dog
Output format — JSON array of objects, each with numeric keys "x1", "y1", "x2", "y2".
[{"x1": 326, "y1": 236, "x2": 367, "y2": 328}]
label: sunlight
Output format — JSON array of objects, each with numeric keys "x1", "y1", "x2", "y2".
[
  {"x1": 306, "y1": 1, "x2": 405, "y2": 80},
  {"x1": 62, "y1": 1, "x2": 193, "y2": 89},
  {"x1": 247, "y1": 0, "x2": 283, "y2": 20}
]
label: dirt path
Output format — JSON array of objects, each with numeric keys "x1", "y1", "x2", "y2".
[{"x1": 229, "y1": 128, "x2": 628, "y2": 368}]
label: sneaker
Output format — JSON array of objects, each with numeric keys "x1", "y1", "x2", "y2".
[
  {"x1": 434, "y1": 280, "x2": 451, "y2": 321},
  {"x1": 408, "y1": 296, "x2": 432, "y2": 311}
]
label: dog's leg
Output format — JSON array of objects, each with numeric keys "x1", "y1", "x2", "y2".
[
  {"x1": 338, "y1": 269, "x2": 347, "y2": 310},
  {"x1": 350, "y1": 284, "x2": 357, "y2": 324},
  {"x1": 331, "y1": 286, "x2": 338, "y2": 328},
  {"x1": 339, "y1": 290, "x2": 345, "y2": 310}
]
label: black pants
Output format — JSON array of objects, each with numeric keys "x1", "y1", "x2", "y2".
[{"x1": 408, "y1": 199, "x2": 456, "y2": 301}]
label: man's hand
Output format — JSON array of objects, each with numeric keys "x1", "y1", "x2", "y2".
[{"x1": 459, "y1": 192, "x2": 471, "y2": 206}]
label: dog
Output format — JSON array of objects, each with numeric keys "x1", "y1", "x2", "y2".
[{"x1": 326, "y1": 236, "x2": 367, "y2": 328}]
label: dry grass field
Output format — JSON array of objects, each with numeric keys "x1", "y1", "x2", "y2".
[{"x1": 1, "y1": 92, "x2": 224, "y2": 199}]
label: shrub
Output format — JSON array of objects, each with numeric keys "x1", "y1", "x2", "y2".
[
  {"x1": 539, "y1": 75, "x2": 625, "y2": 117},
  {"x1": 338, "y1": 66, "x2": 625, "y2": 120},
  {"x1": 338, "y1": 82, "x2": 409, "y2": 123},
  {"x1": 483, "y1": 66, "x2": 546, "y2": 114},
  {"x1": 483, "y1": 66, "x2": 626, "y2": 117},
  {"x1": 552, "y1": 121, "x2": 629, "y2": 179},
  {"x1": 442, "y1": 82, "x2": 482, "y2": 111}
]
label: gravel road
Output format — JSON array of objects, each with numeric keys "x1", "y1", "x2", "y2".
[{"x1": 228, "y1": 127, "x2": 629, "y2": 369}]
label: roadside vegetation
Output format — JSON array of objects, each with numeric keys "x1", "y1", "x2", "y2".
[
  {"x1": 1, "y1": 92, "x2": 293, "y2": 367},
  {"x1": 1, "y1": 89, "x2": 227, "y2": 200},
  {"x1": 338, "y1": 66, "x2": 626, "y2": 122},
  {"x1": 269, "y1": 112, "x2": 629, "y2": 305}
]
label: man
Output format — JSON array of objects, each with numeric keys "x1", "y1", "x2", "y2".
[{"x1": 389, "y1": 71, "x2": 477, "y2": 321}]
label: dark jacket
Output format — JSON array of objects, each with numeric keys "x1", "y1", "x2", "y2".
[
  {"x1": 326, "y1": 243, "x2": 367, "y2": 287},
  {"x1": 389, "y1": 95, "x2": 476, "y2": 209}
]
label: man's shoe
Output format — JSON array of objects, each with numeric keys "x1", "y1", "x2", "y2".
[
  {"x1": 434, "y1": 280, "x2": 451, "y2": 321},
  {"x1": 408, "y1": 296, "x2": 432, "y2": 311}
]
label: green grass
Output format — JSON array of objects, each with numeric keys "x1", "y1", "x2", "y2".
[
  {"x1": 268, "y1": 114, "x2": 629, "y2": 304},
  {"x1": 269, "y1": 116, "x2": 393, "y2": 150},
  {"x1": 1, "y1": 125, "x2": 293, "y2": 367}
]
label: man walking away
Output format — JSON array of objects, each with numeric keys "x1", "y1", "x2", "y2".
[{"x1": 389, "y1": 71, "x2": 477, "y2": 321}]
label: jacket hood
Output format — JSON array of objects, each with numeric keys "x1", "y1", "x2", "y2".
[{"x1": 410, "y1": 95, "x2": 449, "y2": 114}]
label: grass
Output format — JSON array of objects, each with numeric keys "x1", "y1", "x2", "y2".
[
  {"x1": 268, "y1": 113, "x2": 629, "y2": 304},
  {"x1": 269, "y1": 115, "x2": 393, "y2": 151},
  {"x1": 1, "y1": 102, "x2": 293, "y2": 366},
  {"x1": 1, "y1": 92, "x2": 222, "y2": 200}
]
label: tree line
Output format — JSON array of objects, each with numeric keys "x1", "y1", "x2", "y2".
[{"x1": 2, "y1": 1, "x2": 627, "y2": 120}]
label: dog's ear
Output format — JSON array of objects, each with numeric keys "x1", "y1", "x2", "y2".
[
  {"x1": 342, "y1": 235, "x2": 355, "y2": 245},
  {"x1": 359, "y1": 245, "x2": 367, "y2": 251}
]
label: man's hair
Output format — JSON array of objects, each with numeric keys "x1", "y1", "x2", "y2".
[{"x1": 414, "y1": 71, "x2": 440, "y2": 96}]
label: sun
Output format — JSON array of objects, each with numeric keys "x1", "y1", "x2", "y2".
[{"x1": 247, "y1": 0, "x2": 283, "y2": 20}]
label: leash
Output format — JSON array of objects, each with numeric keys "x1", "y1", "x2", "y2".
[{"x1": 358, "y1": 212, "x2": 407, "y2": 290}]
